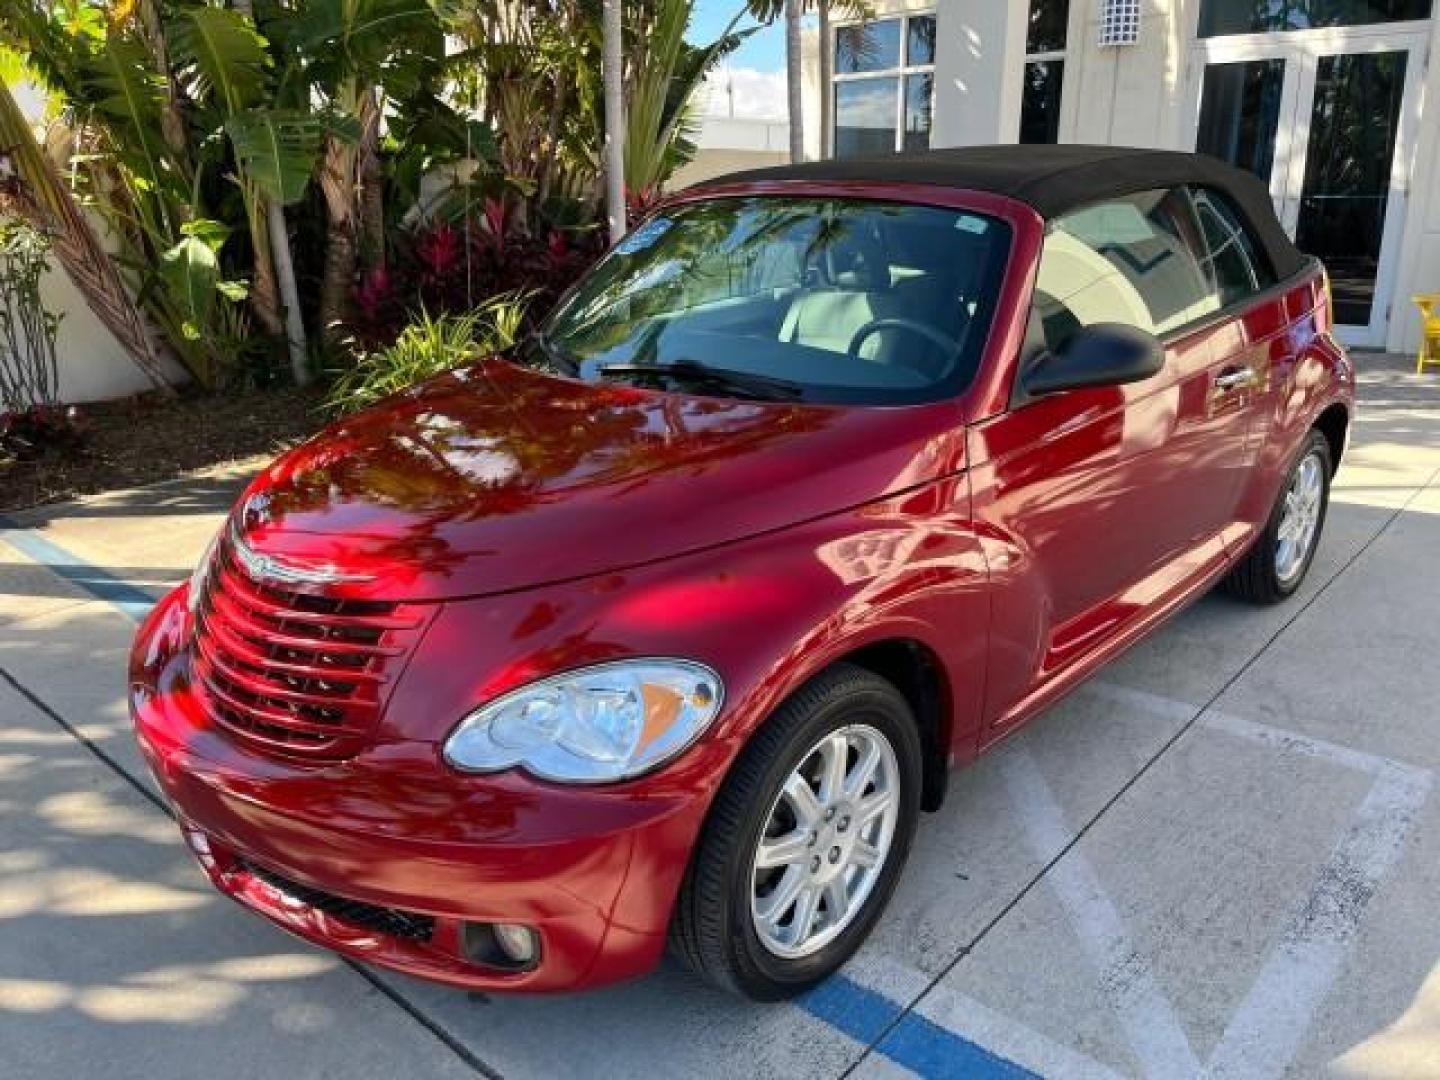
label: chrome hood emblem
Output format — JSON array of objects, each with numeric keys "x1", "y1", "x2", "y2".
[{"x1": 229, "y1": 525, "x2": 376, "y2": 587}]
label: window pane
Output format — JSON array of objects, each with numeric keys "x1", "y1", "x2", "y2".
[
  {"x1": 1192, "y1": 187, "x2": 1275, "y2": 307},
  {"x1": 1027, "y1": 0, "x2": 1070, "y2": 53},
  {"x1": 1199, "y1": 0, "x2": 1431, "y2": 37},
  {"x1": 836, "y1": 18, "x2": 902, "y2": 74},
  {"x1": 835, "y1": 79, "x2": 899, "y2": 158},
  {"x1": 1020, "y1": 60, "x2": 1064, "y2": 144},
  {"x1": 904, "y1": 74, "x2": 933, "y2": 152},
  {"x1": 1037, "y1": 189, "x2": 1218, "y2": 341},
  {"x1": 1295, "y1": 50, "x2": 1408, "y2": 325},
  {"x1": 1196, "y1": 59, "x2": 1284, "y2": 183},
  {"x1": 906, "y1": 15, "x2": 936, "y2": 65}
]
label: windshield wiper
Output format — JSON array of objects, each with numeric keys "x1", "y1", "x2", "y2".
[
  {"x1": 597, "y1": 360, "x2": 803, "y2": 402},
  {"x1": 528, "y1": 330, "x2": 578, "y2": 375}
]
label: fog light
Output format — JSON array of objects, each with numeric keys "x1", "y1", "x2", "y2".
[
  {"x1": 461, "y1": 921, "x2": 540, "y2": 970},
  {"x1": 493, "y1": 923, "x2": 538, "y2": 965}
]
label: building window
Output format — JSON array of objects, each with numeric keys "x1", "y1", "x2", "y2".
[
  {"x1": 1020, "y1": 0, "x2": 1068, "y2": 144},
  {"x1": 833, "y1": 14, "x2": 936, "y2": 158},
  {"x1": 1199, "y1": 0, "x2": 1431, "y2": 38}
]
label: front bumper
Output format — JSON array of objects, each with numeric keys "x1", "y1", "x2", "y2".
[{"x1": 129, "y1": 588, "x2": 714, "y2": 992}]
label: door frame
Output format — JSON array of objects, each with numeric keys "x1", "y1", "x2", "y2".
[{"x1": 1183, "y1": 23, "x2": 1430, "y2": 347}]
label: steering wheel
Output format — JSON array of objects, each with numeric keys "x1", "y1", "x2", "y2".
[{"x1": 846, "y1": 318, "x2": 961, "y2": 370}]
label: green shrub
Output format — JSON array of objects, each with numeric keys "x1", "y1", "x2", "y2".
[
  {"x1": 0, "y1": 217, "x2": 62, "y2": 414},
  {"x1": 326, "y1": 295, "x2": 528, "y2": 415}
]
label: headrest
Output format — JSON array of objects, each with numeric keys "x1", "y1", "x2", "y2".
[{"x1": 820, "y1": 224, "x2": 888, "y2": 290}]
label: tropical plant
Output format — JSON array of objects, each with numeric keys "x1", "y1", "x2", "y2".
[
  {"x1": 326, "y1": 295, "x2": 527, "y2": 414},
  {"x1": 0, "y1": 0, "x2": 742, "y2": 399},
  {"x1": 291, "y1": 0, "x2": 446, "y2": 346},
  {"x1": 0, "y1": 0, "x2": 321, "y2": 386},
  {"x1": 0, "y1": 72, "x2": 168, "y2": 389},
  {"x1": 621, "y1": 0, "x2": 750, "y2": 201},
  {"x1": 0, "y1": 217, "x2": 61, "y2": 413},
  {"x1": 0, "y1": 215, "x2": 86, "y2": 463}
]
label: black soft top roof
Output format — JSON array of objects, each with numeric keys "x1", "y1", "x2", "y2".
[{"x1": 707, "y1": 144, "x2": 1308, "y2": 281}]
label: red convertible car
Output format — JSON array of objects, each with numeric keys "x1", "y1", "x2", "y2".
[{"x1": 131, "y1": 146, "x2": 1353, "y2": 1000}]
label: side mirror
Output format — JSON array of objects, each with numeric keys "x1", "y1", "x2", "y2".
[{"x1": 1022, "y1": 323, "x2": 1165, "y2": 397}]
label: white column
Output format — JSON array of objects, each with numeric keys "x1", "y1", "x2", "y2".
[{"x1": 929, "y1": 0, "x2": 1030, "y2": 147}]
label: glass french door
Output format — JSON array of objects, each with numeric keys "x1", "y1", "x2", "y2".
[{"x1": 1187, "y1": 28, "x2": 1427, "y2": 346}]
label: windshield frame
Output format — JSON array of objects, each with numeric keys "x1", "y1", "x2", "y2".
[{"x1": 535, "y1": 182, "x2": 1038, "y2": 412}]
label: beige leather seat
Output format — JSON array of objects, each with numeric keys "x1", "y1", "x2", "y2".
[
  {"x1": 779, "y1": 229, "x2": 903, "y2": 362},
  {"x1": 779, "y1": 286, "x2": 902, "y2": 360}
]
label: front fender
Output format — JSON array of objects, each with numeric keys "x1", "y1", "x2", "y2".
[{"x1": 389, "y1": 478, "x2": 990, "y2": 769}]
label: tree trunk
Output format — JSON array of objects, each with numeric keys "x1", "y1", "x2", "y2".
[
  {"x1": 318, "y1": 92, "x2": 359, "y2": 349},
  {"x1": 267, "y1": 204, "x2": 310, "y2": 386},
  {"x1": 136, "y1": 0, "x2": 190, "y2": 175},
  {"x1": 244, "y1": 190, "x2": 285, "y2": 337},
  {"x1": 601, "y1": 0, "x2": 627, "y2": 242},
  {"x1": 818, "y1": 1, "x2": 831, "y2": 159},
  {"x1": 232, "y1": 0, "x2": 309, "y2": 384},
  {"x1": 318, "y1": 224, "x2": 357, "y2": 347},
  {"x1": 785, "y1": 0, "x2": 805, "y2": 163},
  {"x1": 357, "y1": 86, "x2": 385, "y2": 271}
]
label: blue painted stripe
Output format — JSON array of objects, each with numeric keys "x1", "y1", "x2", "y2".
[
  {"x1": 800, "y1": 974, "x2": 1040, "y2": 1079},
  {"x1": 4, "y1": 516, "x2": 1036, "y2": 1077},
  {"x1": 0, "y1": 518, "x2": 157, "y2": 623}
]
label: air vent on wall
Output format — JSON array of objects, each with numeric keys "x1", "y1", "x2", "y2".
[{"x1": 1099, "y1": 0, "x2": 1141, "y2": 47}]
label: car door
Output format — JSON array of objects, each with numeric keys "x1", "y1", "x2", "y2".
[
  {"x1": 1188, "y1": 184, "x2": 1290, "y2": 557},
  {"x1": 968, "y1": 187, "x2": 1251, "y2": 738}
]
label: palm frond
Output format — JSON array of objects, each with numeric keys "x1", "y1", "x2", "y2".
[
  {"x1": 226, "y1": 107, "x2": 326, "y2": 205},
  {"x1": 169, "y1": 7, "x2": 272, "y2": 115},
  {"x1": 0, "y1": 78, "x2": 169, "y2": 389}
]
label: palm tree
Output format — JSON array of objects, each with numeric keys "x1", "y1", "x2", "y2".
[
  {"x1": 602, "y1": 0, "x2": 626, "y2": 241},
  {"x1": 293, "y1": 0, "x2": 442, "y2": 349},
  {"x1": 746, "y1": 0, "x2": 869, "y2": 164},
  {"x1": 784, "y1": 0, "x2": 803, "y2": 161},
  {"x1": 228, "y1": 0, "x2": 310, "y2": 386},
  {"x1": 622, "y1": 2, "x2": 751, "y2": 198}
]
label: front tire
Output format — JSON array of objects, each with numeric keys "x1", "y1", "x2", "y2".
[
  {"x1": 670, "y1": 663, "x2": 922, "y2": 1000},
  {"x1": 1222, "y1": 428, "x2": 1332, "y2": 604}
]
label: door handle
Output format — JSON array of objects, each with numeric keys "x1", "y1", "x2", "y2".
[{"x1": 1214, "y1": 366, "x2": 1255, "y2": 391}]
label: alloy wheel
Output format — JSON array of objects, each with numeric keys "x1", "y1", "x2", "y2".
[
  {"x1": 1275, "y1": 449, "x2": 1325, "y2": 585},
  {"x1": 749, "y1": 724, "x2": 901, "y2": 959}
]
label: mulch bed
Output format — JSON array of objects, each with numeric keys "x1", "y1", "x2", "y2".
[{"x1": 0, "y1": 387, "x2": 327, "y2": 514}]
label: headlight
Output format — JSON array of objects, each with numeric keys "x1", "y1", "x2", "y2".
[
  {"x1": 443, "y1": 659, "x2": 724, "y2": 783},
  {"x1": 186, "y1": 527, "x2": 223, "y2": 616}
]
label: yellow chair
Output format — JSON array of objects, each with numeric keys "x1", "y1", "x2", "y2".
[{"x1": 1416, "y1": 293, "x2": 1440, "y2": 374}]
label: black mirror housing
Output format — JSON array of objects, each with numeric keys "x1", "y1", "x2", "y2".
[{"x1": 1022, "y1": 323, "x2": 1165, "y2": 397}]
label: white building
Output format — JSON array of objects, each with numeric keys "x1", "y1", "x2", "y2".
[
  {"x1": 673, "y1": 66, "x2": 792, "y2": 187},
  {"x1": 799, "y1": 0, "x2": 1440, "y2": 354}
]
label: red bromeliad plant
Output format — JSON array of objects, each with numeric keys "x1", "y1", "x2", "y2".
[{"x1": 351, "y1": 192, "x2": 603, "y2": 349}]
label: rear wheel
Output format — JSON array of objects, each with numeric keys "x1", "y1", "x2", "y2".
[
  {"x1": 670, "y1": 664, "x2": 921, "y2": 1000},
  {"x1": 1222, "y1": 429, "x2": 1332, "y2": 604}
]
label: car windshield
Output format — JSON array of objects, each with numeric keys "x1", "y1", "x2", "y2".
[{"x1": 533, "y1": 196, "x2": 1011, "y2": 405}]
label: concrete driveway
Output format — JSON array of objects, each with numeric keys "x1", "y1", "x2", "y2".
[{"x1": 2, "y1": 354, "x2": 1437, "y2": 1079}]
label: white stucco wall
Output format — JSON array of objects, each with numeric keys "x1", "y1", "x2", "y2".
[{"x1": 31, "y1": 259, "x2": 179, "y2": 404}]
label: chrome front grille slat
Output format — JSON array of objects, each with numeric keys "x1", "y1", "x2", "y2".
[{"x1": 191, "y1": 537, "x2": 427, "y2": 762}]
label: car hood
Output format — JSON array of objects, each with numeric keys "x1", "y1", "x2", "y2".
[{"x1": 231, "y1": 359, "x2": 965, "y2": 601}]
